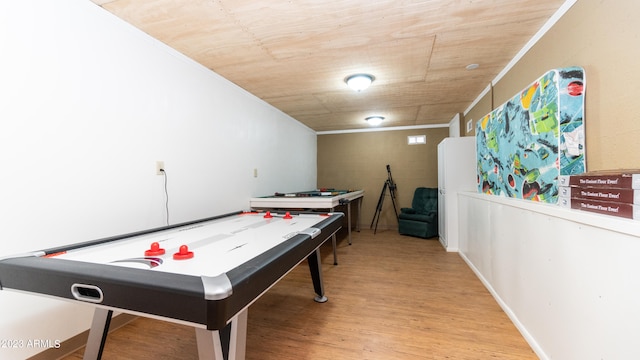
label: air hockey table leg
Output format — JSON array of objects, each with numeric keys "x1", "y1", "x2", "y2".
[
  {"x1": 338, "y1": 198, "x2": 353, "y2": 246},
  {"x1": 195, "y1": 309, "x2": 248, "y2": 360},
  {"x1": 356, "y1": 196, "x2": 362, "y2": 232},
  {"x1": 347, "y1": 201, "x2": 352, "y2": 245},
  {"x1": 329, "y1": 206, "x2": 338, "y2": 265},
  {"x1": 307, "y1": 248, "x2": 328, "y2": 303},
  {"x1": 83, "y1": 308, "x2": 113, "y2": 360},
  {"x1": 332, "y1": 234, "x2": 338, "y2": 265}
]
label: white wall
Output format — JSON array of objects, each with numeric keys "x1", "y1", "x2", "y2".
[
  {"x1": 0, "y1": 1, "x2": 316, "y2": 358},
  {"x1": 448, "y1": 113, "x2": 461, "y2": 137},
  {"x1": 458, "y1": 192, "x2": 640, "y2": 360}
]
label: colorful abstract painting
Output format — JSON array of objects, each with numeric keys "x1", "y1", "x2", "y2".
[{"x1": 476, "y1": 67, "x2": 585, "y2": 203}]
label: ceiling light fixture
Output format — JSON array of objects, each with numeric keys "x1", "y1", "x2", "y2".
[
  {"x1": 345, "y1": 74, "x2": 375, "y2": 91},
  {"x1": 365, "y1": 116, "x2": 384, "y2": 126},
  {"x1": 466, "y1": 63, "x2": 479, "y2": 70}
]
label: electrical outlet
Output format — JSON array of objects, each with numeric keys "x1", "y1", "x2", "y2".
[
  {"x1": 253, "y1": 168, "x2": 258, "y2": 178},
  {"x1": 156, "y1": 161, "x2": 165, "y2": 175}
]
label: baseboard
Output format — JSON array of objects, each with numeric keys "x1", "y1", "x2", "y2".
[
  {"x1": 27, "y1": 313, "x2": 138, "y2": 360},
  {"x1": 438, "y1": 236, "x2": 458, "y2": 252},
  {"x1": 457, "y1": 251, "x2": 548, "y2": 360}
]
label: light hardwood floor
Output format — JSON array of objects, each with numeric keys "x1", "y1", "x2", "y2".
[{"x1": 61, "y1": 229, "x2": 537, "y2": 360}]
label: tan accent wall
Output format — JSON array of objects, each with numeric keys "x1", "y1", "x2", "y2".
[
  {"x1": 318, "y1": 0, "x2": 640, "y2": 230},
  {"x1": 318, "y1": 128, "x2": 449, "y2": 230},
  {"x1": 464, "y1": 0, "x2": 640, "y2": 171},
  {"x1": 463, "y1": 92, "x2": 493, "y2": 136}
]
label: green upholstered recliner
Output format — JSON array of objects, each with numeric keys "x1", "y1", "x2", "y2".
[{"x1": 398, "y1": 187, "x2": 438, "y2": 239}]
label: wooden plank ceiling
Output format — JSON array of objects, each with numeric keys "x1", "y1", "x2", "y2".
[{"x1": 91, "y1": 0, "x2": 566, "y2": 132}]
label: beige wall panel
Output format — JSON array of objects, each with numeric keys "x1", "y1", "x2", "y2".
[
  {"x1": 318, "y1": 128, "x2": 449, "y2": 230},
  {"x1": 467, "y1": 0, "x2": 640, "y2": 171},
  {"x1": 463, "y1": 92, "x2": 493, "y2": 137}
]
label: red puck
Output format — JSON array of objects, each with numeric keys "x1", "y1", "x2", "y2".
[
  {"x1": 173, "y1": 245, "x2": 194, "y2": 260},
  {"x1": 144, "y1": 242, "x2": 165, "y2": 256}
]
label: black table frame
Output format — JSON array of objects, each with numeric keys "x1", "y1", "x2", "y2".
[{"x1": 0, "y1": 211, "x2": 344, "y2": 360}]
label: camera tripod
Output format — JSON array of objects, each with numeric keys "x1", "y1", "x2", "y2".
[{"x1": 370, "y1": 165, "x2": 399, "y2": 234}]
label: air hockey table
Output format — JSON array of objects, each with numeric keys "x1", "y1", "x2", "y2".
[
  {"x1": 0, "y1": 210, "x2": 344, "y2": 360},
  {"x1": 250, "y1": 189, "x2": 363, "y2": 264}
]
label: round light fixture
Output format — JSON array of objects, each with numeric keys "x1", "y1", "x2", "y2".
[
  {"x1": 345, "y1": 74, "x2": 375, "y2": 92},
  {"x1": 466, "y1": 63, "x2": 479, "y2": 70},
  {"x1": 365, "y1": 116, "x2": 384, "y2": 126}
]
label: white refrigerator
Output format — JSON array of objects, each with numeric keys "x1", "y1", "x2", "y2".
[{"x1": 437, "y1": 137, "x2": 477, "y2": 251}]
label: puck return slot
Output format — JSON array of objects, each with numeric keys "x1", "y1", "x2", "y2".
[{"x1": 71, "y1": 283, "x2": 104, "y2": 303}]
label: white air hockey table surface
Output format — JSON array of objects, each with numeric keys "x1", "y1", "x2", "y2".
[{"x1": 0, "y1": 210, "x2": 344, "y2": 360}]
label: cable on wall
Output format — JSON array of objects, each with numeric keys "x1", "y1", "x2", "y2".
[{"x1": 160, "y1": 169, "x2": 169, "y2": 225}]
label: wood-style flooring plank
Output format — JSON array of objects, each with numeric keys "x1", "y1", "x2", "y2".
[{"x1": 60, "y1": 229, "x2": 537, "y2": 360}]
